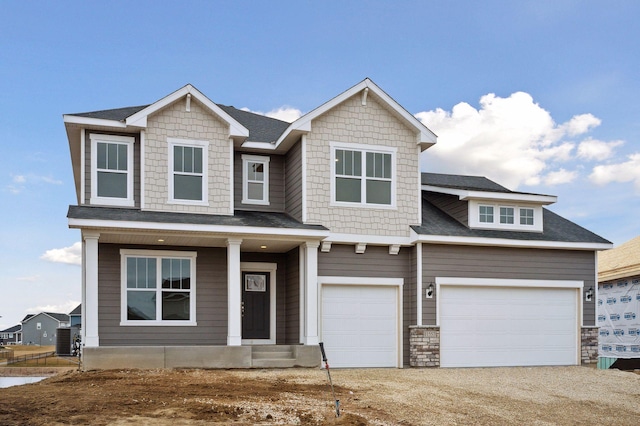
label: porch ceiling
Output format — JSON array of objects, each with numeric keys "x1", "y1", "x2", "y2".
[{"x1": 90, "y1": 230, "x2": 308, "y2": 253}]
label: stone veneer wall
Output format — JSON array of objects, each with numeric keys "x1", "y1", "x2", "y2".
[
  {"x1": 581, "y1": 327, "x2": 598, "y2": 365},
  {"x1": 409, "y1": 326, "x2": 440, "y2": 367}
]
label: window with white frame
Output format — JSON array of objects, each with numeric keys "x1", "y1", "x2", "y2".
[
  {"x1": 169, "y1": 138, "x2": 208, "y2": 204},
  {"x1": 472, "y1": 201, "x2": 541, "y2": 231},
  {"x1": 500, "y1": 207, "x2": 515, "y2": 224},
  {"x1": 520, "y1": 208, "x2": 534, "y2": 225},
  {"x1": 121, "y1": 250, "x2": 197, "y2": 325},
  {"x1": 242, "y1": 154, "x2": 270, "y2": 205},
  {"x1": 479, "y1": 205, "x2": 494, "y2": 223},
  {"x1": 90, "y1": 134, "x2": 135, "y2": 206},
  {"x1": 331, "y1": 143, "x2": 395, "y2": 207}
]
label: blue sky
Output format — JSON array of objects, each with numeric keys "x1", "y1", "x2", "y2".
[{"x1": 1, "y1": 1, "x2": 639, "y2": 330}]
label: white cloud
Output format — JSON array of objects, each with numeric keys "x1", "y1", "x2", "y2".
[
  {"x1": 590, "y1": 153, "x2": 640, "y2": 191},
  {"x1": 416, "y1": 91, "x2": 607, "y2": 189},
  {"x1": 241, "y1": 106, "x2": 303, "y2": 123},
  {"x1": 577, "y1": 138, "x2": 624, "y2": 161},
  {"x1": 6, "y1": 173, "x2": 62, "y2": 194},
  {"x1": 41, "y1": 242, "x2": 82, "y2": 265},
  {"x1": 27, "y1": 300, "x2": 80, "y2": 315},
  {"x1": 16, "y1": 275, "x2": 41, "y2": 282},
  {"x1": 544, "y1": 169, "x2": 578, "y2": 185},
  {"x1": 13, "y1": 175, "x2": 26, "y2": 183}
]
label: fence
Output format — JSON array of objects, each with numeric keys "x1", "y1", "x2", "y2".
[{"x1": 5, "y1": 351, "x2": 56, "y2": 366}]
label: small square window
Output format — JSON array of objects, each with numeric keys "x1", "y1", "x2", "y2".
[
  {"x1": 500, "y1": 207, "x2": 514, "y2": 224},
  {"x1": 520, "y1": 208, "x2": 534, "y2": 225},
  {"x1": 479, "y1": 205, "x2": 494, "y2": 223}
]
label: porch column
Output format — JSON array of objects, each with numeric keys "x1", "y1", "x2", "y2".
[
  {"x1": 416, "y1": 242, "x2": 423, "y2": 326},
  {"x1": 304, "y1": 241, "x2": 320, "y2": 345},
  {"x1": 83, "y1": 232, "x2": 100, "y2": 347},
  {"x1": 227, "y1": 238, "x2": 243, "y2": 346}
]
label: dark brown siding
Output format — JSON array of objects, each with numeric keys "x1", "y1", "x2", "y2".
[
  {"x1": 285, "y1": 140, "x2": 303, "y2": 221},
  {"x1": 98, "y1": 244, "x2": 228, "y2": 346},
  {"x1": 234, "y1": 153, "x2": 285, "y2": 212},
  {"x1": 318, "y1": 244, "x2": 414, "y2": 366},
  {"x1": 424, "y1": 192, "x2": 468, "y2": 226},
  {"x1": 285, "y1": 247, "x2": 300, "y2": 344},
  {"x1": 84, "y1": 130, "x2": 140, "y2": 208},
  {"x1": 421, "y1": 245, "x2": 597, "y2": 326}
]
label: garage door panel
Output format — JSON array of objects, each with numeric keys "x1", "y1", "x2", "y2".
[
  {"x1": 322, "y1": 285, "x2": 398, "y2": 368},
  {"x1": 440, "y1": 285, "x2": 578, "y2": 368}
]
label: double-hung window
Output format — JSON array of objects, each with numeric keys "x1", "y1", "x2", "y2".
[
  {"x1": 121, "y1": 250, "x2": 197, "y2": 325},
  {"x1": 332, "y1": 143, "x2": 395, "y2": 207},
  {"x1": 242, "y1": 154, "x2": 270, "y2": 205},
  {"x1": 169, "y1": 138, "x2": 209, "y2": 205},
  {"x1": 90, "y1": 134, "x2": 134, "y2": 206}
]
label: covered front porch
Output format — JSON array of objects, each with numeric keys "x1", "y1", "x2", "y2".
[{"x1": 69, "y1": 206, "x2": 328, "y2": 369}]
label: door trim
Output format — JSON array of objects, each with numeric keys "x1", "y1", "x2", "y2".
[{"x1": 241, "y1": 262, "x2": 277, "y2": 345}]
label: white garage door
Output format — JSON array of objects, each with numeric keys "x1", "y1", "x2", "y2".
[
  {"x1": 440, "y1": 286, "x2": 578, "y2": 368},
  {"x1": 321, "y1": 285, "x2": 398, "y2": 368}
]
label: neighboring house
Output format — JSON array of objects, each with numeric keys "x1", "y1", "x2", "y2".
[
  {"x1": 21, "y1": 313, "x2": 70, "y2": 346},
  {"x1": 597, "y1": 236, "x2": 640, "y2": 364},
  {"x1": 63, "y1": 78, "x2": 611, "y2": 369},
  {"x1": 0, "y1": 325, "x2": 22, "y2": 345},
  {"x1": 69, "y1": 304, "x2": 82, "y2": 328}
]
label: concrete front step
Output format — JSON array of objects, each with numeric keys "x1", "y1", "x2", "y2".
[{"x1": 252, "y1": 358, "x2": 298, "y2": 368}]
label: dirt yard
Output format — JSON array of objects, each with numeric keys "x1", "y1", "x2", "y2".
[{"x1": 1, "y1": 366, "x2": 639, "y2": 425}]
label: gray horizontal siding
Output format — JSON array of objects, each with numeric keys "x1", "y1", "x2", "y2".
[
  {"x1": 285, "y1": 140, "x2": 303, "y2": 221},
  {"x1": 98, "y1": 244, "x2": 227, "y2": 346},
  {"x1": 285, "y1": 247, "x2": 300, "y2": 344},
  {"x1": 234, "y1": 152, "x2": 285, "y2": 212},
  {"x1": 318, "y1": 244, "x2": 414, "y2": 366},
  {"x1": 425, "y1": 192, "x2": 468, "y2": 226},
  {"x1": 421, "y1": 244, "x2": 597, "y2": 326}
]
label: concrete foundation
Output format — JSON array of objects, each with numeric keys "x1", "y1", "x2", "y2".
[{"x1": 82, "y1": 345, "x2": 321, "y2": 370}]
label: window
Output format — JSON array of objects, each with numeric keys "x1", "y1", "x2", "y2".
[
  {"x1": 168, "y1": 138, "x2": 208, "y2": 205},
  {"x1": 242, "y1": 154, "x2": 270, "y2": 205},
  {"x1": 121, "y1": 250, "x2": 197, "y2": 325},
  {"x1": 500, "y1": 207, "x2": 514, "y2": 224},
  {"x1": 479, "y1": 205, "x2": 494, "y2": 223},
  {"x1": 520, "y1": 208, "x2": 534, "y2": 225},
  {"x1": 90, "y1": 134, "x2": 134, "y2": 206},
  {"x1": 331, "y1": 143, "x2": 395, "y2": 207}
]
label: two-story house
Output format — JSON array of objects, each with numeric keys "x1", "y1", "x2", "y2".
[
  {"x1": 63, "y1": 79, "x2": 611, "y2": 369},
  {"x1": 21, "y1": 312, "x2": 70, "y2": 346}
]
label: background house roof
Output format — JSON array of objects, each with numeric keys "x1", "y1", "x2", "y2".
[
  {"x1": 0, "y1": 324, "x2": 21, "y2": 333},
  {"x1": 69, "y1": 304, "x2": 82, "y2": 316},
  {"x1": 598, "y1": 235, "x2": 640, "y2": 282},
  {"x1": 21, "y1": 312, "x2": 69, "y2": 324}
]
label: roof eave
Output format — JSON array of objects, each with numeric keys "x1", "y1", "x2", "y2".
[{"x1": 422, "y1": 185, "x2": 557, "y2": 205}]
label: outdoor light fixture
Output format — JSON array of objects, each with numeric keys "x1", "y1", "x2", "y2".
[
  {"x1": 426, "y1": 283, "x2": 434, "y2": 299},
  {"x1": 585, "y1": 287, "x2": 593, "y2": 302}
]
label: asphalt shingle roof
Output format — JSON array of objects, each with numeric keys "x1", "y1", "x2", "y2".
[
  {"x1": 413, "y1": 191, "x2": 611, "y2": 244},
  {"x1": 1, "y1": 325, "x2": 21, "y2": 333},
  {"x1": 67, "y1": 103, "x2": 291, "y2": 144},
  {"x1": 69, "y1": 304, "x2": 82, "y2": 316},
  {"x1": 68, "y1": 205, "x2": 327, "y2": 231}
]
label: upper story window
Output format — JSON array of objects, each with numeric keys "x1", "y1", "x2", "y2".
[
  {"x1": 520, "y1": 208, "x2": 534, "y2": 225},
  {"x1": 331, "y1": 142, "x2": 396, "y2": 208},
  {"x1": 242, "y1": 154, "x2": 270, "y2": 205},
  {"x1": 471, "y1": 201, "x2": 542, "y2": 232},
  {"x1": 168, "y1": 138, "x2": 209, "y2": 205},
  {"x1": 479, "y1": 205, "x2": 494, "y2": 223},
  {"x1": 500, "y1": 207, "x2": 514, "y2": 224},
  {"x1": 90, "y1": 134, "x2": 135, "y2": 207},
  {"x1": 120, "y1": 249, "x2": 197, "y2": 326}
]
